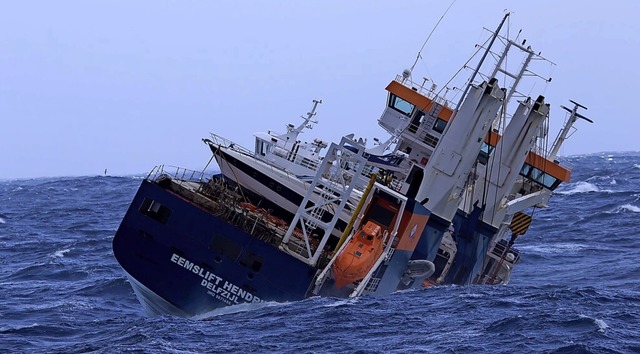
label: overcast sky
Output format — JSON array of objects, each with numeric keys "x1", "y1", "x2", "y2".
[{"x1": 1, "y1": 1, "x2": 638, "y2": 179}]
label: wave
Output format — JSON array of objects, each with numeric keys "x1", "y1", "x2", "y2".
[
  {"x1": 0, "y1": 322, "x2": 40, "y2": 334},
  {"x1": 578, "y1": 314, "x2": 609, "y2": 333},
  {"x1": 52, "y1": 248, "x2": 71, "y2": 258},
  {"x1": 1, "y1": 152, "x2": 639, "y2": 353},
  {"x1": 556, "y1": 181, "x2": 606, "y2": 195},
  {"x1": 517, "y1": 243, "x2": 587, "y2": 254},
  {"x1": 585, "y1": 175, "x2": 619, "y2": 185},
  {"x1": 618, "y1": 204, "x2": 640, "y2": 213},
  {"x1": 321, "y1": 297, "x2": 361, "y2": 308},
  {"x1": 193, "y1": 300, "x2": 289, "y2": 320}
]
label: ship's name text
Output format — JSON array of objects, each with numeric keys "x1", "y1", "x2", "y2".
[{"x1": 170, "y1": 253, "x2": 263, "y2": 305}]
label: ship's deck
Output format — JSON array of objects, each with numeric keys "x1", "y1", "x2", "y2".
[{"x1": 155, "y1": 176, "x2": 319, "y2": 258}]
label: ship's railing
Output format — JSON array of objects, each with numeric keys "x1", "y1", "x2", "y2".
[
  {"x1": 210, "y1": 132, "x2": 321, "y2": 187},
  {"x1": 146, "y1": 165, "x2": 211, "y2": 182},
  {"x1": 269, "y1": 147, "x2": 320, "y2": 173},
  {"x1": 183, "y1": 176, "x2": 286, "y2": 246},
  {"x1": 209, "y1": 131, "x2": 377, "y2": 201},
  {"x1": 209, "y1": 133, "x2": 253, "y2": 156},
  {"x1": 394, "y1": 75, "x2": 455, "y2": 109}
]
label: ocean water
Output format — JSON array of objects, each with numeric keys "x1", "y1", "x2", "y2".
[{"x1": 1, "y1": 152, "x2": 639, "y2": 353}]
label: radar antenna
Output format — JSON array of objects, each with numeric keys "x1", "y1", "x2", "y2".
[{"x1": 548, "y1": 100, "x2": 593, "y2": 160}]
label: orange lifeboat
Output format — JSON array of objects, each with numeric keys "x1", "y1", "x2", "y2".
[{"x1": 332, "y1": 221, "x2": 385, "y2": 289}]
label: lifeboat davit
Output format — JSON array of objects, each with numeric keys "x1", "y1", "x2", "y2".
[{"x1": 332, "y1": 221, "x2": 385, "y2": 289}]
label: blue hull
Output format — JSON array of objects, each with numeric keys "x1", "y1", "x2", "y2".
[{"x1": 112, "y1": 179, "x2": 317, "y2": 317}]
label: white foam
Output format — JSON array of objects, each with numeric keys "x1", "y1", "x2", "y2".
[
  {"x1": 620, "y1": 204, "x2": 640, "y2": 213},
  {"x1": 634, "y1": 164, "x2": 640, "y2": 169},
  {"x1": 323, "y1": 297, "x2": 360, "y2": 308},
  {"x1": 0, "y1": 323, "x2": 40, "y2": 332},
  {"x1": 192, "y1": 300, "x2": 286, "y2": 320},
  {"x1": 557, "y1": 181, "x2": 600, "y2": 195},
  {"x1": 579, "y1": 314, "x2": 609, "y2": 333},
  {"x1": 459, "y1": 292, "x2": 485, "y2": 299},
  {"x1": 0, "y1": 217, "x2": 5, "y2": 224},
  {"x1": 53, "y1": 249, "x2": 71, "y2": 258},
  {"x1": 594, "y1": 318, "x2": 609, "y2": 332},
  {"x1": 518, "y1": 243, "x2": 586, "y2": 254}
]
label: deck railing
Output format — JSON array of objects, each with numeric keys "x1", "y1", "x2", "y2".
[
  {"x1": 146, "y1": 165, "x2": 211, "y2": 183},
  {"x1": 209, "y1": 133, "x2": 253, "y2": 156},
  {"x1": 209, "y1": 133, "x2": 317, "y2": 186},
  {"x1": 394, "y1": 75, "x2": 455, "y2": 109}
]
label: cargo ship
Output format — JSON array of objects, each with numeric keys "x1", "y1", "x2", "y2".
[{"x1": 112, "y1": 14, "x2": 592, "y2": 317}]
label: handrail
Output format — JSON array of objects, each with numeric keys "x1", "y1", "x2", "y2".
[
  {"x1": 211, "y1": 132, "x2": 322, "y2": 185},
  {"x1": 393, "y1": 75, "x2": 455, "y2": 109},
  {"x1": 209, "y1": 133, "x2": 253, "y2": 156},
  {"x1": 146, "y1": 164, "x2": 212, "y2": 183}
]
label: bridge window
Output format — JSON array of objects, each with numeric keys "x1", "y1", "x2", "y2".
[
  {"x1": 389, "y1": 94, "x2": 414, "y2": 116},
  {"x1": 432, "y1": 118, "x2": 447, "y2": 134},
  {"x1": 519, "y1": 163, "x2": 562, "y2": 190},
  {"x1": 540, "y1": 173, "x2": 560, "y2": 190},
  {"x1": 477, "y1": 142, "x2": 494, "y2": 165}
]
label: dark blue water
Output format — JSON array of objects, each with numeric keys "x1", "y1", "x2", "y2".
[{"x1": 1, "y1": 152, "x2": 639, "y2": 353}]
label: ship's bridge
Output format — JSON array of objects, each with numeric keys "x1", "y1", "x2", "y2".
[
  {"x1": 479, "y1": 131, "x2": 571, "y2": 191},
  {"x1": 378, "y1": 76, "x2": 455, "y2": 168},
  {"x1": 376, "y1": 74, "x2": 571, "y2": 194}
]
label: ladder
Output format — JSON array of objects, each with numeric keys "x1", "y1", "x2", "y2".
[{"x1": 280, "y1": 136, "x2": 368, "y2": 266}]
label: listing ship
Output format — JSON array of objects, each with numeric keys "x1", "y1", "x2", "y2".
[{"x1": 112, "y1": 14, "x2": 592, "y2": 317}]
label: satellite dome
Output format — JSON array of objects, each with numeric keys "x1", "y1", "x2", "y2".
[{"x1": 402, "y1": 68, "x2": 412, "y2": 80}]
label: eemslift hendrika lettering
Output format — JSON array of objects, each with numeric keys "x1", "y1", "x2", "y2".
[{"x1": 170, "y1": 254, "x2": 263, "y2": 305}]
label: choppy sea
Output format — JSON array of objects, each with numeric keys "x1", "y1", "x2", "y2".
[{"x1": 1, "y1": 152, "x2": 639, "y2": 353}]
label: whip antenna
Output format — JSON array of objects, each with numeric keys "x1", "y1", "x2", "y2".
[{"x1": 410, "y1": 0, "x2": 457, "y2": 72}]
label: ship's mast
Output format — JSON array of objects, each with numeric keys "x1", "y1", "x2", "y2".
[
  {"x1": 489, "y1": 40, "x2": 535, "y2": 106},
  {"x1": 453, "y1": 12, "x2": 509, "y2": 115},
  {"x1": 294, "y1": 99, "x2": 322, "y2": 133},
  {"x1": 415, "y1": 79, "x2": 505, "y2": 220},
  {"x1": 548, "y1": 100, "x2": 593, "y2": 160},
  {"x1": 278, "y1": 99, "x2": 322, "y2": 150}
]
